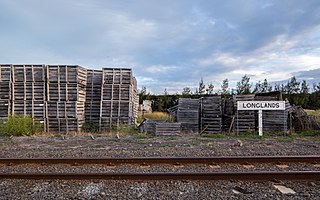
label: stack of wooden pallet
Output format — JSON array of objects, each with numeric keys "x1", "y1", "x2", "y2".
[
  {"x1": 0, "y1": 65, "x2": 11, "y2": 118},
  {"x1": 200, "y1": 96, "x2": 222, "y2": 134},
  {"x1": 11, "y1": 65, "x2": 46, "y2": 125},
  {"x1": 233, "y1": 94, "x2": 256, "y2": 133},
  {"x1": 99, "y1": 68, "x2": 138, "y2": 131},
  {"x1": 46, "y1": 65, "x2": 87, "y2": 133},
  {"x1": 177, "y1": 98, "x2": 199, "y2": 133},
  {"x1": 84, "y1": 70, "x2": 102, "y2": 128}
]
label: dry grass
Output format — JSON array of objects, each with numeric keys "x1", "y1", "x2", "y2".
[{"x1": 137, "y1": 112, "x2": 173, "y2": 124}]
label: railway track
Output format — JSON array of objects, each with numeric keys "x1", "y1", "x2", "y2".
[{"x1": 1, "y1": 156, "x2": 320, "y2": 181}]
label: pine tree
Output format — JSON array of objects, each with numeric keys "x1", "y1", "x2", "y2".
[
  {"x1": 236, "y1": 75, "x2": 252, "y2": 94},
  {"x1": 198, "y1": 78, "x2": 205, "y2": 95}
]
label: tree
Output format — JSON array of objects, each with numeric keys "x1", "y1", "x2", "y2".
[
  {"x1": 313, "y1": 82, "x2": 320, "y2": 92},
  {"x1": 236, "y1": 75, "x2": 252, "y2": 94},
  {"x1": 254, "y1": 79, "x2": 272, "y2": 93},
  {"x1": 182, "y1": 87, "x2": 191, "y2": 96},
  {"x1": 300, "y1": 80, "x2": 309, "y2": 94},
  {"x1": 198, "y1": 78, "x2": 206, "y2": 95},
  {"x1": 220, "y1": 79, "x2": 229, "y2": 96},
  {"x1": 286, "y1": 76, "x2": 300, "y2": 94},
  {"x1": 206, "y1": 83, "x2": 214, "y2": 95}
]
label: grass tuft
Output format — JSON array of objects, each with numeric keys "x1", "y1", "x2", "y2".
[
  {"x1": 202, "y1": 134, "x2": 225, "y2": 139},
  {"x1": 0, "y1": 115, "x2": 42, "y2": 136}
]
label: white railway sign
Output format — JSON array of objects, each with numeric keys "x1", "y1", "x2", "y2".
[
  {"x1": 237, "y1": 101, "x2": 285, "y2": 111},
  {"x1": 237, "y1": 101, "x2": 286, "y2": 136}
]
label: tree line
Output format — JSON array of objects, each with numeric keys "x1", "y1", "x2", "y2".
[{"x1": 139, "y1": 75, "x2": 320, "y2": 112}]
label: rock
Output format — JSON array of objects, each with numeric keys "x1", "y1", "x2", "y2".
[
  {"x1": 274, "y1": 185, "x2": 296, "y2": 194},
  {"x1": 234, "y1": 140, "x2": 243, "y2": 147}
]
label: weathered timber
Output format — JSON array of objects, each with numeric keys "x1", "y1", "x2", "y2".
[
  {"x1": 234, "y1": 95, "x2": 255, "y2": 134},
  {"x1": 155, "y1": 122, "x2": 181, "y2": 136},
  {"x1": 0, "y1": 65, "x2": 12, "y2": 82},
  {"x1": 200, "y1": 96, "x2": 222, "y2": 133},
  {"x1": 12, "y1": 65, "x2": 46, "y2": 82},
  {"x1": 177, "y1": 98, "x2": 199, "y2": 133}
]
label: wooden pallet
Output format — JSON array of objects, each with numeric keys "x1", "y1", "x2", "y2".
[
  {"x1": 12, "y1": 82, "x2": 46, "y2": 101},
  {"x1": 11, "y1": 100, "x2": 46, "y2": 119},
  {"x1": 0, "y1": 100, "x2": 10, "y2": 117},
  {"x1": 12, "y1": 65, "x2": 45, "y2": 82},
  {"x1": 200, "y1": 96, "x2": 222, "y2": 133},
  {"x1": 177, "y1": 98, "x2": 199, "y2": 133},
  {"x1": 155, "y1": 122, "x2": 181, "y2": 136},
  {"x1": 47, "y1": 82, "x2": 86, "y2": 102},
  {"x1": 234, "y1": 95, "x2": 255, "y2": 133},
  {"x1": 46, "y1": 118, "x2": 83, "y2": 134},
  {"x1": 47, "y1": 65, "x2": 87, "y2": 85},
  {"x1": 102, "y1": 68, "x2": 132, "y2": 85},
  {"x1": 46, "y1": 101, "x2": 85, "y2": 120},
  {"x1": 0, "y1": 65, "x2": 12, "y2": 82},
  {"x1": 0, "y1": 82, "x2": 11, "y2": 100},
  {"x1": 86, "y1": 70, "x2": 102, "y2": 102},
  {"x1": 84, "y1": 101, "x2": 101, "y2": 124}
]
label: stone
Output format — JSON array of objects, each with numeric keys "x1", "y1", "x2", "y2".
[{"x1": 274, "y1": 185, "x2": 296, "y2": 194}]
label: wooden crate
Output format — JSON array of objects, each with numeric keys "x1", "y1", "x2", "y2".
[
  {"x1": 0, "y1": 100, "x2": 10, "y2": 117},
  {"x1": 47, "y1": 65, "x2": 87, "y2": 84},
  {"x1": 46, "y1": 101, "x2": 85, "y2": 119},
  {"x1": 12, "y1": 82, "x2": 46, "y2": 101},
  {"x1": 102, "y1": 68, "x2": 132, "y2": 85},
  {"x1": 155, "y1": 122, "x2": 181, "y2": 136},
  {"x1": 84, "y1": 101, "x2": 101, "y2": 124},
  {"x1": 177, "y1": 98, "x2": 199, "y2": 133},
  {"x1": 86, "y1": 70, "x2": 102, "y2": 102},
  {"x1": 12, "y1": 65, "x2": 45, "y2": 82},
  {"x1": 11, "y1": 100, "x2": 46, "y2": 119},
  {"x1": 0, "y1": 65, "x2": 12, "y2": 82},
  {"x1": 200, "y1": 96, "x2": 222, "y2": 133},
  {"x1": 46, "y1": 118, "x2": 83, "y2": 134},
  {"x1": 234, "y1": 95, "x2": 256, "y2": 133},
  {"x1": 101, "y1": 84, "x2": 131, "y2": 101},
  {"x1": 100, "y1": 100, "x2": 132, "y2": 118},
  {"x1": 47, "y1": 82, "x2": 86, "y2": 102},
  {"x1": 0, "y1": 82, "x2": 11, "y2": 100}
]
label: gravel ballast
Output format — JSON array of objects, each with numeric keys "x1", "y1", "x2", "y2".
[{"x1": 0, "y1": 135, "x2": 319, "y2": 199}]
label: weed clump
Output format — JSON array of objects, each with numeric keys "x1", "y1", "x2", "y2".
[{"x1": 0, "y1": 115, "x2": 42, "y2": 136}]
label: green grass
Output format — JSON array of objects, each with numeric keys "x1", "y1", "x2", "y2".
[{"x1": 202, "y1": 134, "x2": 225, "y2": 139}]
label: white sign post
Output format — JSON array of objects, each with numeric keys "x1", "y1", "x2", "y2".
[{"x1": 237, "y1": 101, "x2": 286, "y2": 136}]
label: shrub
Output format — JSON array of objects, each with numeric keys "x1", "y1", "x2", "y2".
[
  {"x1": 0, "y1": 115, "x2": 42, "y2": 136},
  {"x1": 82, "y1": 121, "x2": 99, "y2": 133}
]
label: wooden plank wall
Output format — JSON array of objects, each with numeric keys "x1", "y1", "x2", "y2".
[{"x1": 200, "y1": 96, "x2": 222, "y2": 134}]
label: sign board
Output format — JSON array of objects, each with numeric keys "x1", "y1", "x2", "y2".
[{"x1": 237, "y1": 101, "x2": 285, "y2": 111}]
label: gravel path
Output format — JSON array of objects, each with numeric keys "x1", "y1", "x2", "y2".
[{"x1": 0, "y1": 135, "x2": 319, "y2": 199}]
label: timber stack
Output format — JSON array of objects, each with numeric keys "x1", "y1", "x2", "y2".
[
  {"x1": 0, "y1": 64, "x2": 138, "y2": 134},
  {"x1": 46, "y1": 65, "x2": 87, "y2": 133},
  {"x1": 84, "y1": 69, "x2": 102, "y2": 129},
  {"x1": 200, "y1": 96, "x2": 222, "y2": 134},
  {"x1": 177, "y1": 98, "x2": 199, "y2": 133},
  {"x1": 11, "y1": 65, "x2": 46, "y2": 127},
  {"x1": 0, "y1": 65, "x2": 11, "y2": 118},
  {"x1": 100, "y1": 68, "x2": 138, "y2": 131}
]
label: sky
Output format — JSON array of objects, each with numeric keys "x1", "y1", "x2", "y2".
[{"x1": 1, "y1": 0, "x2": 320, "y2": 94}]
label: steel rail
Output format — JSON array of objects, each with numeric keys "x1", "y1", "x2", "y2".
[
  {"x1": 0, "y1": 155, "x2": 319, "y2": 165},
  {"x1": 0, "y1": 171, "x2": 319, "y2": 180}
]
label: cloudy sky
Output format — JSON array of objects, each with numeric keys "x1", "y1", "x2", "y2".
[{"x1": 1, "y1": 0, "x2": 320, "y2": 94}]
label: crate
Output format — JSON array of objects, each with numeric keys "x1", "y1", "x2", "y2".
[
  {"x1": 46, "y1": 118, "x2": 83, "y2": 134},
  {"x1": 0, "y1": 100, "x2": 10, "y2": 117},
  {"x1": 46, "y1": 101, "x2": 85, "y2": 119},
  {"x1": 102, "y1": 68, "x2": 132, "y2": 84},
  {"x1": 155, "y1": 122, "x2": 181, "y2": 136},
  {"x1": 11, "y1": 100, "x2": 46, "y2": 119},
  {"x1": 12, "y1": 82, "x2": 46, "y2": 101},
  {"x1": 84, "y1": 101, "x2": 101, "y2": 123},
  {"x1": 12, "y1": 65, "x2": 45, "y2": 82},
  {"x1": 177, "y1": 98, "x2": 199, "y2": 133},
  {"x1": 0, "y1": 82, "x2": 11, "y2": 100},
  {"x1": 86, "y1": 70, "x2": 102, "y2": 102},
  {"x1": 47, "y1": 65, "x2": 87, "y2": 84},
  {"x1": 47, "y1": 82, "x2": 86, "y2": 102},
  {"x1": 101, "y1": 84, "x2": 132, "y2": 101},
  {"x1": 200, "y1": 96, "x2": 222, "y2": 133},
  {"x1": 0, "y1": 65, "x2": 12, "y2": 82}
]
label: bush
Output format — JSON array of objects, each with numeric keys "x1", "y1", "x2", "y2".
[
  {"x1": 0, "y1": 115, "x2": 42, "y2": 136},
  {"x1": 82, "y1": 121, "x2": 99, "y2": 133}
]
